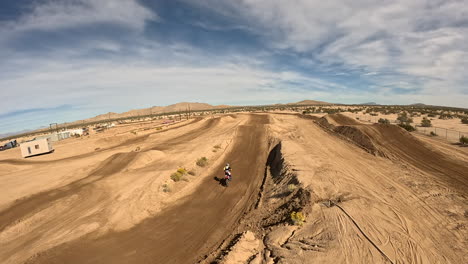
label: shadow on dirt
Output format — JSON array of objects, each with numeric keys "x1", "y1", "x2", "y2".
[{"x1": 214, "y1": 176, "x2": 229, "y2": 187}]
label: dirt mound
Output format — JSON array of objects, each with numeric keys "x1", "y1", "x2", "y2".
[
  {"x1": 315, "y1": 114, "x2": 380, "y2": 154},
  {"x1": 333, "y1": 125, "x2": 380, "y2": 155},
  {"x1": 318, "y1": 113, "x2": 361, "y2": 127},
  {"x1": 127, "y1": 150, "x2": 165, "y2": 170},
  {"x1": 357, "y1": 124, "x2": 468, "y2": 192}
]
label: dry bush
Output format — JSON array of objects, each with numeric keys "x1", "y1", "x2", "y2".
[
  {"x1": 162, "y1": 183, "x2": 171, "y2": 192},
  {"x1": 460, "y1": 136, "x2": 468, "y2": 145},
  {"x1": 421, "y1": 117, "x2": 432, "y2": 127},
  {"x1": 398, "y1": 123, "x2": 416, "y2": 132},
  {"x1": 196, "y1": 157, "x2": 208, "y2": 167},
  {"x1": 287, "y1": 184, "x2": 297, "y2": 192},
  {"x1": 188, "y1": 170, "x2": 196, "y2": 176},
  {"x1": 170, "y1": 172, "x2": 183, "y2": 182},
  {"x1": 171, "y1": 168, "x2": 187, "y2": 182},
  {"x1": 430, "y1": 131, "x2": 437, "y2": 136},
  {"x1": 213, "y1": 145, "x2": 221, "y2": 149},
  {"x1": 378, "y1": 118, "x2": 390, "y2": 124},
  {"x1": 290, "y1": 211, "x2": 305, "y2": 226}
]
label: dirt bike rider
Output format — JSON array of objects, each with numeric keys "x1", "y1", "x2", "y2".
[{"x1": 224, "y1": 163, "x2": 232, "y2": 180}]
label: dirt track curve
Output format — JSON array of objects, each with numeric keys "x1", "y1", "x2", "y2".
[{"x1": 23, "y1": 114, "x2": 269, "y2": 264}]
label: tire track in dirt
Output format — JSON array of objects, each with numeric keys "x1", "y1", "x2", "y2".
[
  {"x1": 0, "y1": 152, "x2": 138, "y2": 233},
  {"x1": 359, "y1": 124, "x2": 468, "y2": 193},
  {"x1": 25, "y1": 114, "x2": 270, "y2": 264},
  {"x1": 0, "y1": 117, "x2": 219, "y2": 233},
  {"x1": 318, "y1": 114, "x2": 468, "y2": 194}
]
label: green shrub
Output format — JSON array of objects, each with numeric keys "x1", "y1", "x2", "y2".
[
  {"x1": 460, "y1": 136, "x2": 468, "y2": 145},
  {"x1": 196, "y1": 157, "x2": 208, "y2": 167},
  {"x1": 398, "y1": 123, "x2": 416, "y2": 132},
  {"x1": 290, "y1": 211, "x2": 305, "y2": 226},
  {"x1": 378, "y1": 118, "x2": 390, "y2": 124},
  {"x1": 421, "y1": 118, "x2": 432, "y2": 127}
]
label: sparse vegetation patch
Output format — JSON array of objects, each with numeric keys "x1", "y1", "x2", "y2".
[
  {"x1": 460, "y1": 136, "x2": 468, "y2": 145},
  {"x1": 290, "y1": 211, "x2": 305, "y2": 226},
  {"x1": 196, "y1": 157, "x2": 208, "y2": 167}
]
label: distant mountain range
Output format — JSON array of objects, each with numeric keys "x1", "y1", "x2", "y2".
[
  {"x1": 358, "y1": 102, "x2": 379, "y2": 105},
  {"x1": 69, "y1": 100, "x2": 333, "y2": 125},
  {"x1": 292, "y1": 100, "x2": 332, "y2": 105}
]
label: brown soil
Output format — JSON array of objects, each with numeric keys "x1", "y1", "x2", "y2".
[{"x1": 1, "y1": 113, "x2": 467, "y2": 264}]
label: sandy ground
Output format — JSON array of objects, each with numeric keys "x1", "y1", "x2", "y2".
[
  {"x1": 342, "y1": 112, "x2": 468, "y2": 133},
  {"x1": 0, "y1": 113, "x2": 467, "y2": 264}
]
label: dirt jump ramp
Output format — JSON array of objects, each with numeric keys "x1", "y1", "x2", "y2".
[{"x1": 318, "y1": 114, "x2": 468, "y2": 194}]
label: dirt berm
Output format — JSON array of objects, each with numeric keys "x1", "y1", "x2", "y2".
[
  {"x1": 318, "y1": 114, "x2": 468, "y2": 193},
  {"x1": 25, "y1": 114, "x2": 270, "y2": 264}
]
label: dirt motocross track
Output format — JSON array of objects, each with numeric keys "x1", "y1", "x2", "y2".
[{"x1": 0, "y1": 113, "x2": 467, "y2": 264}]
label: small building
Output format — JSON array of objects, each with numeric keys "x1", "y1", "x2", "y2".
[{"x1": 20, "y1": 138, "x2": 54, "y2": 158}]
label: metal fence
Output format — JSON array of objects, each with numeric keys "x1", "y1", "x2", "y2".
[{"x1": 352, "y1": 114, "x2": 467, "y2": 143}]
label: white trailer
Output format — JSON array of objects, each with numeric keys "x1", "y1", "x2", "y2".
[{"x1": 20, "y1": 138, "x2": 54, "y2": 158}]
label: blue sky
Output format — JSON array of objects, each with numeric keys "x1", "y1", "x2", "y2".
[{"x1": 0, "y1": 0, "x2": 467, "y2": 135}]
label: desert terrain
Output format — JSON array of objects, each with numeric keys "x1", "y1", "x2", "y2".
[{"x1": 0, "y1": 112, "x2": 467, "y2": 264}]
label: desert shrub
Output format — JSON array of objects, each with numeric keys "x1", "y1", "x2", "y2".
[
  {"x1": 170, "y1": 172, "x2": 183, "y2": 182},
  {"x1": 156, "y1": 127, "x2": 163, "y2": 130},
  {"x1": 439, "y1": 113, "x2": 453, "y2": 119},
  {"x1": 428, "y1": 113, "x2": 436, "y2": 117},
  {"x1": 287, "y1": 184, "x2": 297, "y2": 192},
  {"x1": 188, "y1": 170, "x2": 196, "y2": 176},
  {"x1": 430, "y1": 131, "x2": 437, "y2": 136},
  {"x1": 290, "y1": 211, "x2": 305, "y2": 226},
  {"x1": 213, "y1": 145, "x2": 221, "y2": 149},
  {"x1": 378, "y1": 118, "x2": 390, "y2": 124},
  {"x1": 177, "y1": 168, "x2": 187, "y2": 175},
  {"x1": 421, "y1": 118, "x2": 432, "y2": 127},
  {"x1": 398, "y1": 123, "x2": 416, "y2": 132},
  {"x1": 131, "y1": 131, "x2": 137, "y2": 135},
  {"x1": 461, "y1": 118, "x2": 468, "y2": 124},
  {"x1": 397, "y1": 112, "x2": 413, "y2": 124},
  {"x1": 460, "y1": 136, "x2": 468, "y2": 145},
  {"x1": 162, "y1": 183, "x2": 171, "y2": 192},
  {"x1": 196, "y1": 157, "x2": 208, "y2": 167}
]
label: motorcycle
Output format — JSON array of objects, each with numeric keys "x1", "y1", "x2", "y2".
[{"x1": 224, "y1": 170, "x2": 232, "y2": 187}]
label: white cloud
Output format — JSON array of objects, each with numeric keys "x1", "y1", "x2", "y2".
[
  {"x1": 0, "y1": 57, "x2": 341, "y2": 115},
  {"x1": 1, "y1": 0, "x2": 157, "y2": 33},
  {"x1": 187, "y1": 0, "x2": 468, "y2": 105}
]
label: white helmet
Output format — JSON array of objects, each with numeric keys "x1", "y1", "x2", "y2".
[{"x1": 226, "y1": 163, "x2": 230, "y2": 167}]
